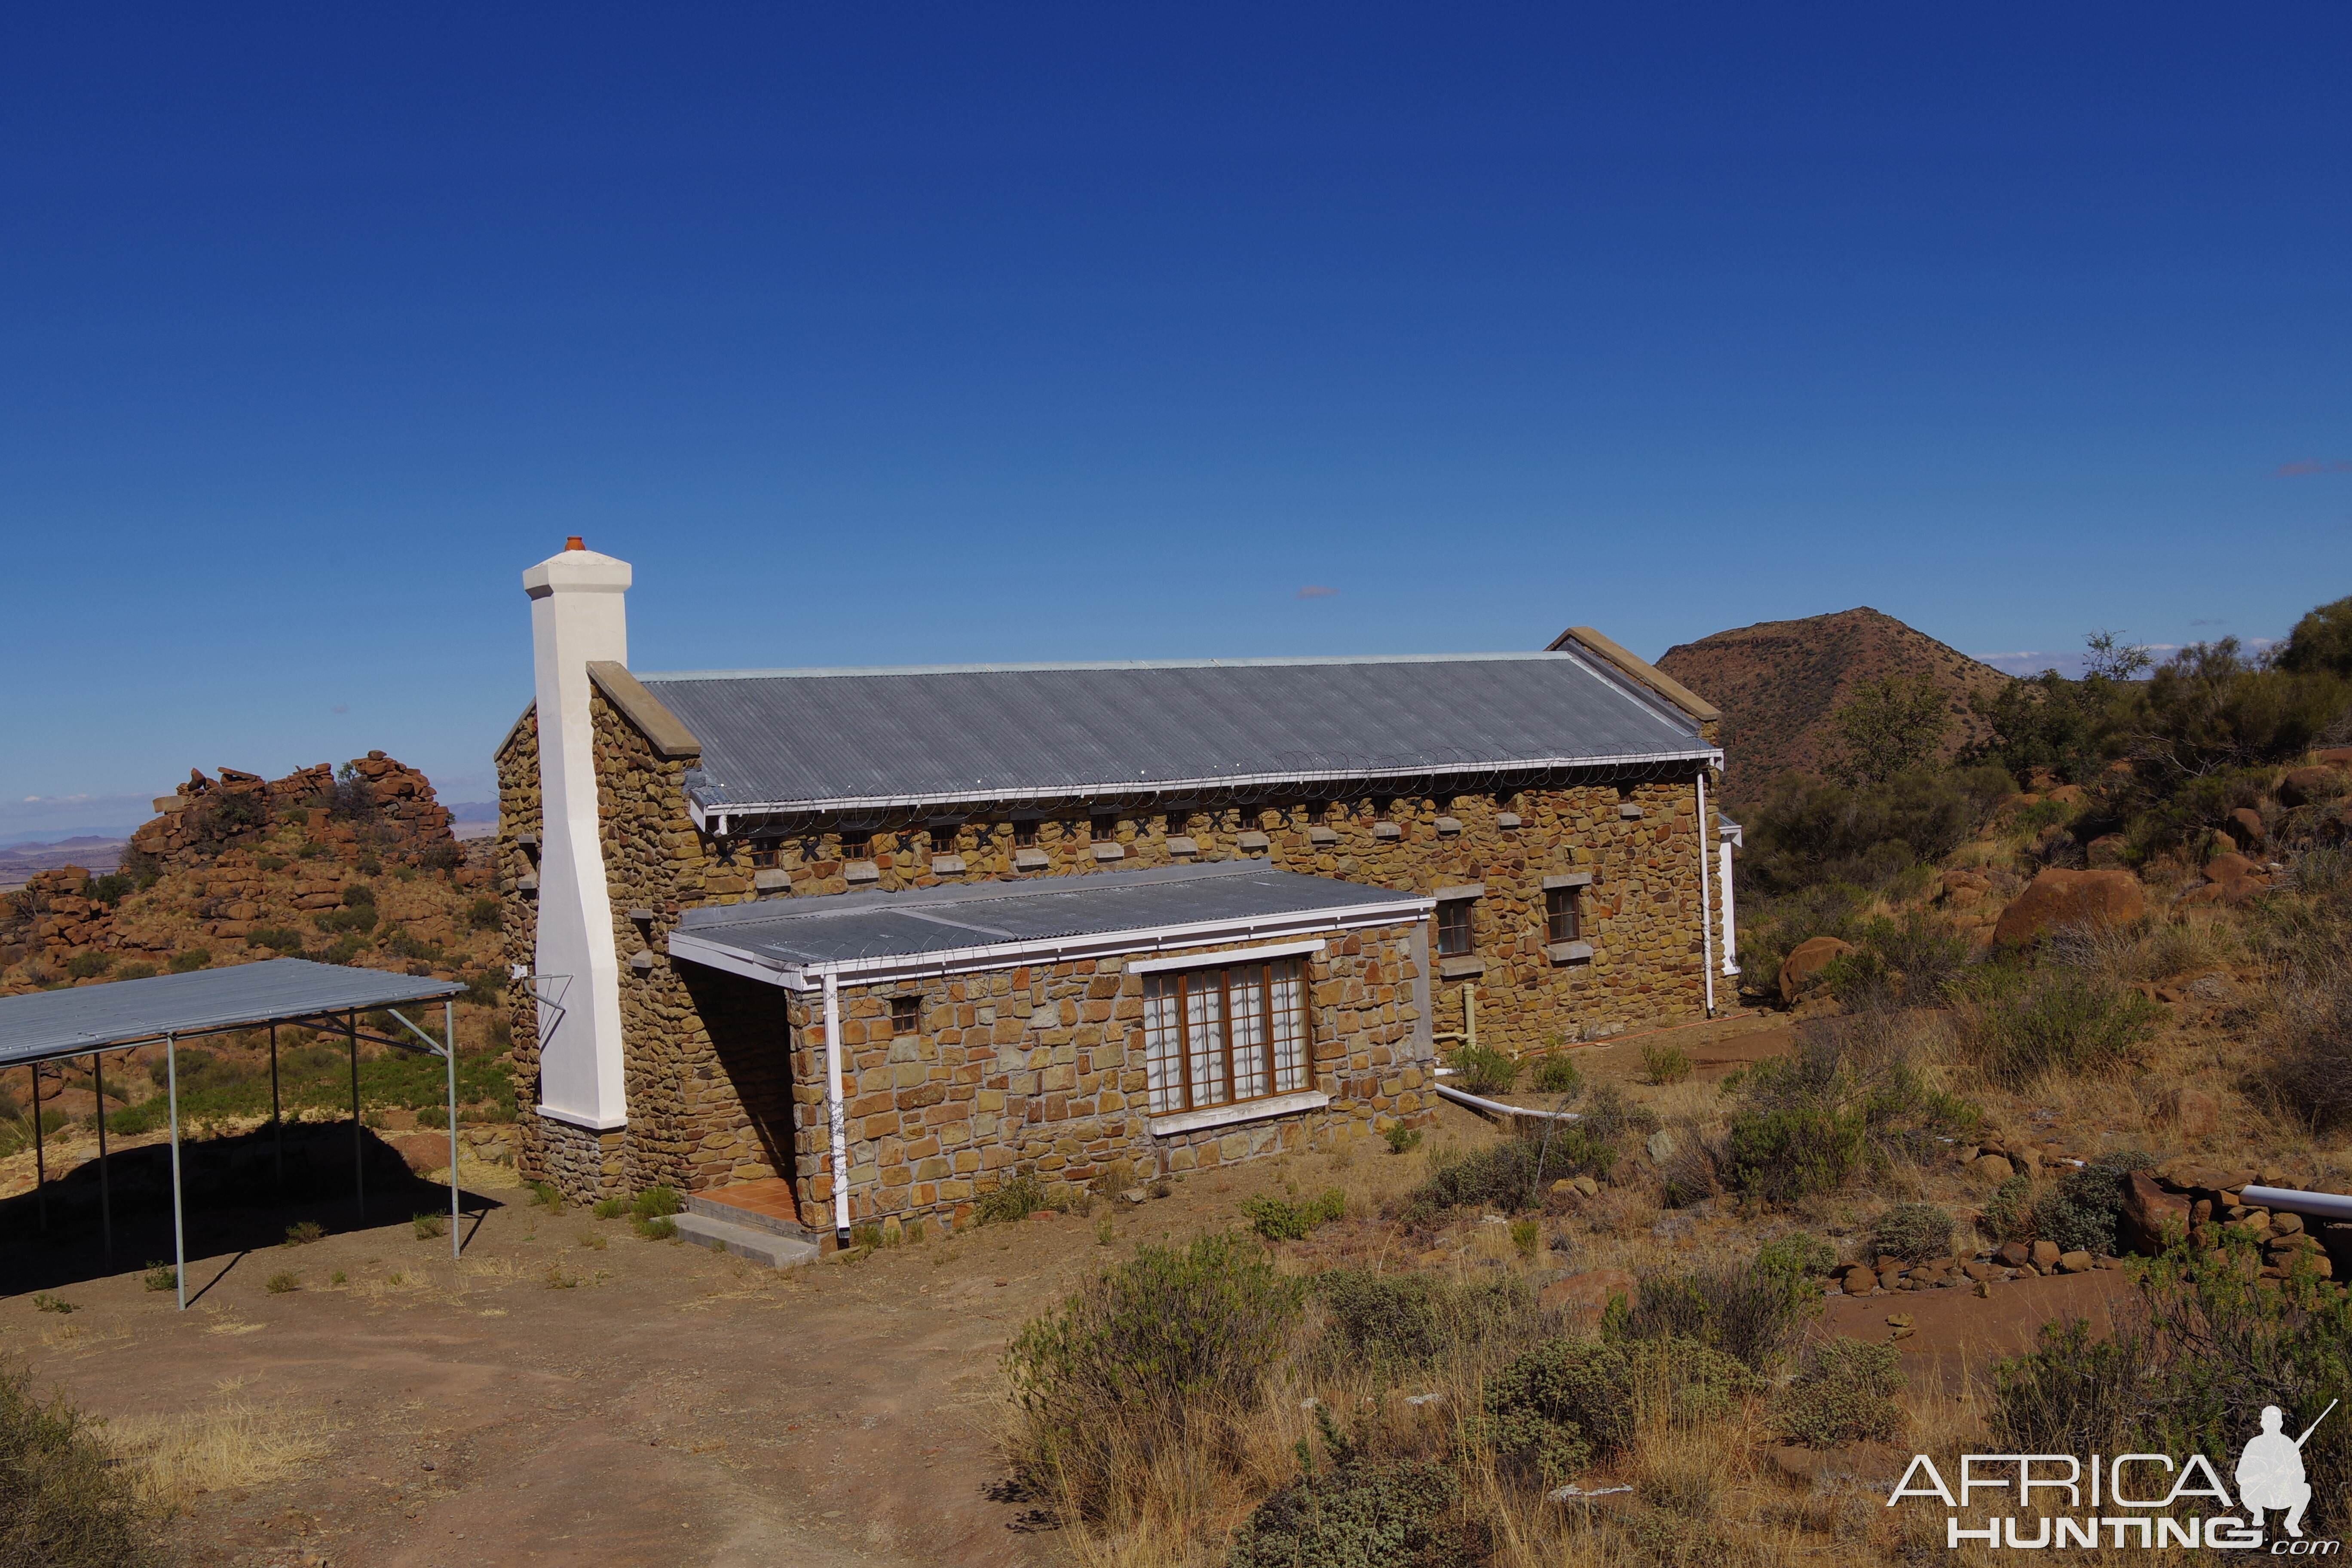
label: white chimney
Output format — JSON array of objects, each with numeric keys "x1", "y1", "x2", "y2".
[{"x1": 523, "y1": 537, "x2": 631, "y2": 1133}]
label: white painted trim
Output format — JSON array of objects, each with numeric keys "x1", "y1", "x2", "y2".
[
  {"x1": 1127, "y1": 937, "x2": 1326, "y2": 974},
  {"x1": 1148, "y1": 1089, "x2": 1329, "y2": 1137},
  {"x1": 535, "y1": 1102, "x2": 629, "y2": 1132}
]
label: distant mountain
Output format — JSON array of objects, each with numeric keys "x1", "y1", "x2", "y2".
[
  {"x1": 0, "y1": 827, "x2": 141, "y2": 848},
  {"x1": 443, "y1": 801, "x2": 498, "y2": 822},
  {"x1": 1655, "y1": 606, "x2": 2013, "y2": 799}
]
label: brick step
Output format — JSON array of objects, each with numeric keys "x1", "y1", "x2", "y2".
[
  {"x1": 671, "y1": 1210, "x2": 819, "y2": 1270},
  {"x1": 684, "y1": 1188, "x2": 810, "y2": 1240}
]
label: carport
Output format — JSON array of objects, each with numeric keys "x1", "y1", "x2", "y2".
[{"x1": 0, "y1": 959, "x2": 466, "y2": 1307}]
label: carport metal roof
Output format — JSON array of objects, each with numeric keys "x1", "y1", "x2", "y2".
[{"x1": 0, "y1": 958, "x2": 462, "y2": 1067}]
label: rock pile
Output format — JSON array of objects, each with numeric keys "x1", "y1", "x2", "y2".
[{"x1": 129, "y1": 752, "x2": 456, "y2": 872}]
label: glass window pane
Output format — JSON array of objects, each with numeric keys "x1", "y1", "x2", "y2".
[
  {"x1": 1145, "y1": 976, "x2": 1182, "y2": 1113},
  {"x1": 1186, "y1": 976, "x2": 1227, "y2": 1106}
]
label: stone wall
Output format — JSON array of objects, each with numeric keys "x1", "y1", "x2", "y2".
[
  {"x1": 496, "y1": 688, "x2": 1721, "y2": 1202},
  {"x1": 784, "y1": 922, "x2": 1429, "y2": 1236}
]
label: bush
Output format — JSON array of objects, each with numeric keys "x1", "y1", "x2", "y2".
[
  {"x1": 1775, "y1": 1337, "x2": 1907, "y2": 1447},
  {"x1": 1718, "y1": 1016, "x2": 1978, "y2": 1202},
  {"x1": 312, "y1": 906, "x2": 377, "y2": 935},
  {"x1": 630, "y1": 1185, "x2": 683, "y2": 1219},
  {"x1": 1242, "y1": 1188, "x2": 1344, "y2": 1242},
  {"x1": 141, "y1": 1263, "x2": 175, "y2": 1293},
  {"x1": 1402, "y1": 1127, "x2": 1615, "y2": 1225},
  {"x1": 976, "y1": 1173, "x2": 1047, "y2": 1225},
  {"x1": 167, "y1": 949, "x2": 209, "y2": 973},
  {"x1": 1745, "y1": 765, "x2": 2015, "y2": 894},
  {"x1": 1871, "y1": 1203, "x2": 1954, "y2": 1264},
  {"x1": 283, "y1": 1220, "x2": 325, "y2": 1246},
  {"x1": 245, "y1": 926, "x2": 306, "y2": 953},
  {"x1": 63, "y1": 952, "x2": 112, "y2": 980},
  {"x1": 2034, "y1": 1151, "x2": 2156, "y2": 1257},
  {"x1": 114, "y1": 962, "x2": 156, "y2": 981},
  {"x1": 1531, "y1": 1054, "x2": 1581, "y2": 1095},
  {"x1": 467, "y1": 897, "x2": 502, "y2": 931},
  {"x1": 1382, "y1": 1123, "x2": 1423, "y2": 1155},
  {"x1": 1950, "y1": 965, "x2": 2163, "y2": 1086},
  {"x1": 2263, "y1": 956, "x2": 2352, "y2": 1132},
  {"x1": 1006, "y1": 1234, "x2": 1305, "y2": 1521},
  {"x1": 1720, "y1": 1107, "x2": 1864, "y2": 1203},
  {"x1": 592, "y1": 1197, "x2": 627, "y2": 1220},
  {"x1": 1312, "y1": 1270, "x2": 1528, "y2": 1371},
  {"x1": 265, "y1": 1271, "x2": 300, "y2": 1294},
  {"x1": 1611, "y1": 1245, "x2": 1822, "y2": 1373},
  {"x1": 1477, "y1": 1336, "x2": 1760, "y2": 1485},
  {"x1": 0, "y1": 1360, "x2": 170, "y2": 1567},
  {"x1": 413, "y1": 1213, "x2": 447, "y2": 1240},
  {"x1": 1447, "y1": 1042, "x2": 1519, "y2": 1096},
  {"x1": 1640, "y1": 1042, "x2": 1692, "y2": 1085},
  {"x1": 632, "y1": 1215, "x2": 678, "y2": 1240},
  {"x1": 1980, "y1": 1172, "x2": 2036, "y2": 1244},
  {"x1": 1229, "y1": 1411, "x2": 1482, "y2": 1568},
  {"x1": 1755, "y1": 1231, "x2": 1837, "y2": 1283}
]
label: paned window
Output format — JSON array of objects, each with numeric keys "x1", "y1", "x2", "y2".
[
  {"x1": 929, "y1": 825, "x2": 959, "y2": 855},
  {"x1": 889, "y1": 995, "x2": 919, "y2": 1034},
  {"x1": 1142, "y1": 959, "x2": 1309, "y2": 1114},
  {"x1": 840, "y1": 832, "x2": 872, "y2": 861},
  {"x1": 1091, "y1": 815, "x2": 1118, "y2": 843},
  {"x1": 1011, "y1": 819, "x2": 1040, "y2": 848},
  {"x1": 1546, "y1": 886, "x2": 1583, "y2": 944},
  {"x1": 748, "y1": 843, "x2": 782, "y2": 870},
  {"x1": 1436, "y1": 898, "x2": 1475, "y2": 957}
]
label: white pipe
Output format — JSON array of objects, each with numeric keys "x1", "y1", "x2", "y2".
[
  {"x1": 1433, "y1": 1082, "x2": 1582, "y2": 1122},
  {"x1": 1695, "y1": 773, "x2": 1716, "y2": 1017},
  {"x1": 822, "y1": 969, "x2": 851, "y2": 1246},
  {"x1": 1718, "y1": 837, "x2": 1740, "y2": 976},
  {"x1": 2243, "y1": 1185, "x2": 2352, "y2": 1224}
]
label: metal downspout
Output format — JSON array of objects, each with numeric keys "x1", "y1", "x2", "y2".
[
  {"x1": 1695, "y1": 772, "x2": 1717, "y2": 1017},
  {"x1": 822, "y1": 968, "x2": 851, "y2": 1247}
]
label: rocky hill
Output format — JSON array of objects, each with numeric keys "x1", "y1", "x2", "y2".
[
  {"x1": 1656, "y1": 606, "x2": 2013, "y2": 798},
  {"x1": 0, "y1": 753, "x2": 498, "y2": 997}
]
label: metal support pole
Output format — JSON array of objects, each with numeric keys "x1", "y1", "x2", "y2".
[
  {"x1": 1696, "y1": 772, "x2": 1717, "y2": 1018},
  {"x1": 347, "y1": 1012, "x2": 363, "y2": 1225},
  {"x1": 822, "y1": 969, "x2": 851, "y2": 1247},
  {"x1": 444, "y1": 1000, "x2": 460, "y2": 1263},
  {"x1": 93, "y1": 1052, "x2": 111, "y2": 1269},
  {"x1": 167, "y1": 1033, "x2": 186, "y2": 1311},
  {"x1": 270, "y1": 1023, "x2": 283, "y2": 1190},
  {"x1": 31, "y1": 1064, "x2": 46, "y2": 1232}
]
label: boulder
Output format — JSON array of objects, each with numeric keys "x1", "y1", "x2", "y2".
[
  {"x1": 2280, "y1": 766, "x2": 2348, "y2": 810},
  {"x1": 2157, "y1": 1086, "x2": 2220, "y2": 1139},
  {"x1": 1538, "y1": 1268, "x2": 1638, "y2": 1321},
  {"x1": 2120, "y1": 1173, "x2": 2193, "y2": 1253},
  {"x1": 1840, "y1": 1266, "x2": 1878, "y2": 1295},
  {"x1": 1994, "y1": 1241, "x2": 2032, "y2": 1269},
  {"x1": 2057, "y1": 1251, "x2": 2094, "y2": 1274},
  {"x1": 2205, "y1": 851, "x2": 2262, "y2": 883},
  {"x1": 2030, "y1": 1240, "x2": 2061, "y2": 1269},
  {"x1": 2086, "y1": 834, "x2": 2130, "y2": 868},
  {"x1": 2317, "y1": 747, "x2": 2352, "y2": 768},
  {"x1": 1778, "y1": 936, "x2": 1857, "y2": 1004},
  {"x1": 389, "y1": 1133, "x2": 452, "y2": 1174},
  {"x1": 1969, "y1": 1154, "x2": 2016, "y2": 1183},
  {"x1": 2226, "y1": 807, "x2": 2267, "y2": 849},
  {"x1": 1991, "y1": 868, "x2": 2147, "y2": 947}
]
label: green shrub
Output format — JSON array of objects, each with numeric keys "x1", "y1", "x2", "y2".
[
  {"x1": 265, "y1": 1271, "x2": 300, "y2": 1294},
  {"x1": 1006, "y1": 1233, "x2": 1305, "y2": 1521},
  {"x1": 245, "y1": 926, "x2": 305, "y2": 953},
  {"x1": 114, "y1": 962, "x2": 156, "y2": 982},
  {"x1": 1229, "y1": 1410, "x2": 1482, "y2": 1568},
  {"x1": 2034, "y1": 1151, "x2": 2156, "y2": 1257},
  {"x1": 975, "y1": 1172, "x2": 1047, "y2": 1225},
  {"x1": 1775, "y1": 1337, "x2": 1907, "y2": 1447},
  {"x1": 63, "y1": 952, "x2": 113, "y2": 980},
  {"x1": 1745, "y1": 765, "x2": 2015, "y2": 894},
  {"x1": 1312, "y1": 1270, "x2": 1528, "y2": 1370},
  {"x1": 167, "y1": 949, "x2": 210, "y2": 973},
  {"x1": 467, "y1": 896, "x2": 502, "y2": 931},
  {"x1": 141, "y1": 1263, "x2": 175, "y2": 1293},
  {"x1": 1951, "y1": 965, "x2": 2163, "y2": 1086},
  {"x1": 1754, "y1": 1231, "x2": 1837, "y2": 1283},
  {"x1": 1242, "y1": 1188, "x2": 1345, "y2": 1242},
  {"x1": 1720, "y1": 1107, "x2": 1865, "y2": 1202},
  {"x1": 1871, "y1": 1203, "x2": 1955, "y2": 1265},
  {"x1": 1575, "y1": 1084, "x2": 1660, "y2": 1146},
  {"x1": 412, "y1": 1213, "x2": 447, "y2": 1240},
  {"x1": 0, "y1": 1360, "x2": 170, "y2": 1566},
  {"x1": 1717, "y1": 1020, "x2": 1978, "y2": 1202},
  {"x1": 1477, "y1": 1336, "x2": 1761, "y2": 1485},
  {"x1": 1401, "y1": 1129, "x2": 1613, "y2": 1225},
  {"x1": 632, "y1": 1215, "x2": 678, "y2": 1240},
  {"x1": 592, "y1": 1197, "x2": 628, "y2": 1220},
  {"x1": 1382, "y1": 1123, "x2": 1424, "y2": 1155},
  {"x1": 1640, "y1": 1042, "x2": 1692, "y2": 1086},
  {"x1": 527, "y1": 1180, "x2": 562, "y2": 1210},
  {"x1": 312, "y1": 906, "x2": 377, "y2": 936},
  {"x1": 283, "y1": 1220, "x2": 325, "y2": 1246},
  {"x1": 1531, "y1": 1054, "x2": 1581, "y2": 1095},
  {"x1": 630, "y1": 1185, "x2": 683, "y2": 1219},
  {"x1": 341, "y1": 883, "x2": 376, "y2": 908},
  {"x1": 1611, "y1": 1246, "x2": 1822, "y2": 1373},
  {"x1": 1448, "y1": 1042, "x2": 1519, "y2": 1096},
  {"x1": 1980, "y1": 1172, "x2": 2036, "y2": 1244}
]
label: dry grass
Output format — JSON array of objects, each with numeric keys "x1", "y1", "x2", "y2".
[{"x1": 106, "y1": 1391, "x2": 331, "y2": 1513}]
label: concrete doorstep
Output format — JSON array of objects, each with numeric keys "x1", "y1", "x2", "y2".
[{"x1": 671, "y1": 1209, "x2": 820, "y2": 1269}]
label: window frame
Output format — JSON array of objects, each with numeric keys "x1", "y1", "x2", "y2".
[
  {"x1": 888, "y1": 994, "x2": 919, "y2": 1035},
  {"x1": 1011, "y1": 819, "x2": 1040, "y2": 848},
  {"x1": 1545, "y1": 886, "x2": 1583, "y2": 944},
  {"x1": 839, "y1": 831, "x2": 873, "y2": 861},
  {"x1": 1143, "y1": 957, "x2": 1310, "y2": 1115},
  {"x1": 1436, "y1": 897, "x2": 1475, "y2": 957}
]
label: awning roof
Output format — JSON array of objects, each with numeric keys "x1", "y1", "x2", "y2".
[
  {"x1": 668, "y1": 862, "x2": 1432, "y2": 987},
  {"x1": 0, "y1": 959, "x2": 464, "y2": 1068}
]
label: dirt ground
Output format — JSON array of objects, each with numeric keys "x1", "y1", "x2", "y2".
[{"x1": 2, "y1": 1010, "x2": 2140, "y2": 1567}]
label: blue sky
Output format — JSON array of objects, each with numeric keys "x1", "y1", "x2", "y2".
[{"x1": 4, "y1": 4, "x2": 2348, "y2": 837}]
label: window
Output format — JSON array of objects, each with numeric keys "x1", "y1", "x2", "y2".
[
  {"x1": 1143, "y1": 959, "x2": 1308, "y2": 1114},
  {"x1": 1436, "y1": 898, "x2": 1474, "y2": 957},
  {"x1": 748, "y1": 843, "x2": 782, "y2": 870},
  {"x1": 929, "y1": 824, "x2": 959, "y2": 855},
  {"x1": 1011, "y1": 819, "x2": 1040, "y2": 848},
  {"x1": 1091, "y1": 814, "x2": 1118, "y2": 843},
  {"x1": 1305, "y1": 800, "x2": 1328, "y2": 824},
  {"x1": 840, "y1": 832, "x2": 872, "y2": 861},
  {"x1": 1164, "y1": 811, "x2": 1188, "y2": 836},
  {"x1": 1546, "y1": 886, "x2": 1583, "y2": 944},
  {"x1": 889, "y1": 995, "x2": 919, "y2": 1035}
]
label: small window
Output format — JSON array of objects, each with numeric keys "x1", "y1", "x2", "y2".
[
  {"x1": 889, "y1": 995, "x2": 919, "y2": 1034},
  {"x1": 1012, "y1": 820, "x2": 1039, "y2": 848},
  {"x1": 1305, "y1": 800, "x2": 1328, "y2": 824},
  {"x1": 748, "y1": 843, "x2": 782, "y2": 870},
  {"x1": 1091, "y1": 814, "x2": 1118, "y2": 843},
  {"x1": 1164, "y1": 811, "x2": 1188, "y2": 836},
  {"x1": 1546, "y1": 886, "x2": 1583, "y2": 944},
  {"x1": 840, "y1": 832, "x2": 872, "y2": 861},
  {"x1": 1437, "y1": 898, "x2": 1474, "y2": 958},
  {"x1": 929, "y1": 824, "x2": 959, "y2": 855}
]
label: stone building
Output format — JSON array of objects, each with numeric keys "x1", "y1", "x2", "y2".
[{"x1": 497, "y1": 540, "x2": 1736, "y2": 1245}]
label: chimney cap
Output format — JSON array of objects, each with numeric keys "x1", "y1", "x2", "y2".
[{"x1": 564, "y1": 536, "x2": 586, "y2": 551}]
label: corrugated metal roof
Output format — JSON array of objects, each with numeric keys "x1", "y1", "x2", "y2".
[
  {"x1": 673, "y1": 862, "x2": 1427, "y2": 973},
  {"x1": 0, "y1": 959, "x2": 462, "y2": 1067},
  {"x1": 640, "y1": 651, "x2": 1711, "y2": 818}
]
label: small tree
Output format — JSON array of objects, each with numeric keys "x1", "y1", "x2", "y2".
[{"x1": 1827, "y1": 676, "x2": 1952, "y2": 787}]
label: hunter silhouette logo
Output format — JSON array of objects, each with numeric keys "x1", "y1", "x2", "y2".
[
  {"x1": 1887, "y1": 1399, "x2": 2341, "y2": 1550},
  {"x1": 2240, "y1": 1400, "x2": 2334, "y2": 1539}
]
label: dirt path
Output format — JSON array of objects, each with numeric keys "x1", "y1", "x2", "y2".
[{"x1": 3, "y1": 1169, "x2": 1300, "y2": 1568}]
